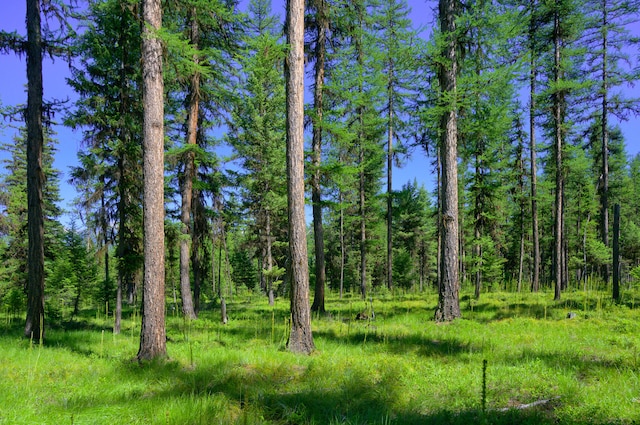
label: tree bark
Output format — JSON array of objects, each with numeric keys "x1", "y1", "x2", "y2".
[
  {"x1": 387, "y1": 86, "x2": 394, "y2": 292},
  {"x1": 310, "y1": 0, "x2": 327, "y2": 313},
  {"x1": 137, "y1": 0, "x2": 166, "y2": 361},
  {"x1": 285, "y1": 0, "x2": 315, "y2": 355},
  {"x1": 24, "y1": 0, "x2": 46, "y2": 342},
  {"x1": 434, "y1": 0, "x2": 461, "y2": 322},
  {"x1": 178, "y1": 7, "x2": 200, "y2": 321}
]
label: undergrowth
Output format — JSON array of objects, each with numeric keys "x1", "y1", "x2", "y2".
[{"x1": 1, "y1": 289, "x2": 639, "y2": 424}]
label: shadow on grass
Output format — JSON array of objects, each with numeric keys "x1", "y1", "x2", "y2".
[{"x1": 64, "y1": 356, "x2": 581, "y2": 425}]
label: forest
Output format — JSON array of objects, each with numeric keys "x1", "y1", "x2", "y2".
[{"x1": 1, "y1": 0, "x2": 640, "y2": 422}]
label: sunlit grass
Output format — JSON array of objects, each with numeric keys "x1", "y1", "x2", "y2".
[{"x1": 1, "y1": 288, "x2": 639, "y2": 424}]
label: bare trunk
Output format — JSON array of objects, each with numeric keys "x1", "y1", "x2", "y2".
[
  {"x1": 137, "y1": 0, "x2": 166, "y2": 361},
  {"x1": 24, "y1": 0, "x2": 46, "y2": 342},
  {"x1": 339, "y1": 190, "x2": 345, "y2": 299},
  {"x1": 612, "y1": 204, "x2": 620, "y2": 301},
  {"x1": 434, "y1": 0, "x2": 461, "y2": 322},
  {"x1": 285, "y1": 0, "x2": 314, "y2": 355},
  {"x1": 266, "y1": 213, "x2": 275, "y2": 306}
]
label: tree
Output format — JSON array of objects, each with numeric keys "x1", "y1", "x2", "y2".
[
  {"x1": 308, "y1": 0, "x2": 329, "y2": 313},
  {"x1": 374, "y1": 0, "x2": 420, "y2": 292},
  {"x1": 228, "y1": 0, "x2": 287, "y2": 306},
  {"x1": 285, "y1": 0, "x2": 315, "y2": 355},
  {"x1": 137, "y1": 0, "x2": 166, "y2": 361},
  {"x1": 66, "y1": 0, "x2": 145, "y2": 333},
  {"x1": 0, "y1": 129, "x2": 63, "y2": 317},
  {"x1": 434, "y1": 0, "x2": 461, "y2": 322}
]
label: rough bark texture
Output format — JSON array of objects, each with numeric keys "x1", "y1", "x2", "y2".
[
  {"x1": 24, "y1": 0, "x2": 46, "y2": 342},
  {"x1": 310, "y1": 0, "x2": 327, "y2": 313},
  {"x1": 137, "y1": 0, "x2": 166, "y2": 361},
  {"x1": 178, "y1": 8, "x2": 200, "y2": 320},
  {"x1": 434, "y1": 0, "x2": 461, "y2": 323},
  {"x1": 285, "y1": 0, "x2": 315, "y2": 355}
]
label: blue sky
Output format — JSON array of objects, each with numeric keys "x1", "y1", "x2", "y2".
[{"x1": 0, "y1": 1, "x2": 639, "y2": 225}]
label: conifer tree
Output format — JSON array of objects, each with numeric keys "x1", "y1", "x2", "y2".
[{"x1": 285, "y1": 0, "x2": 315, "y2": 354}]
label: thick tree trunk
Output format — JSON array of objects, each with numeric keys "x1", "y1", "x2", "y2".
[
  {"x1": 137, "y1": 0, "x2": 166, "y2": 361},
  {"x1": 434, "y1": 0, "x2": 461, "y2": 322},
  {"x1": 25, "y1": 0, "x2": 46, "y2": 342},
  {"x1": 285, "y1": 0, "x2": 314, "y2": 355},
  {"x1": 311, "y1": 0, "x2": 327, "y2": 313}
]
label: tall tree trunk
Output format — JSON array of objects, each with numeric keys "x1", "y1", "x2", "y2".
[
  {"x1": 600, "y1": 0, "x2": 610, "y2": 283},
  {"x1": 178, "y1": 7, "x2": 200, "y2": 320},
  {"x1": 192, "y1": 191, "x2": 206, "y2": 315},
  {"x1": 356, "y1": 3, "x2": 367, "y2": 301},
  {"x1": 529, "y1": 0, "x2": 540, "y2": 293},
  {"x1": 311, "y1": 0, "x2": 327, "y2": 313},
  {"x1": 24, "y1": 0, "x2": 45, "y2": 342},
  {"x1": 387, "y1": 88, "x2": 394, "y2": 292},
  {"x1": 553, "y1": 7, "x2": 563, "y2": 301},
  {"x1": 137, "y1": 0, "x2": 166, "y2": 361},
  {"x1": 285, "y1": 0, "x2": 315, "y2": 355},
  {"x1": 101, "y1": 187, "x2": 110, "y2": 306},
  {"x1": 434, "y1": 0, "x2": 461, "y2": 322}
]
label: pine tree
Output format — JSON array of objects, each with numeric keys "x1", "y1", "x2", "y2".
[
  {"x1": 285, "y1": 0, "x2": 315, "y2": 354},
  {"x1": 138, "y1": 0, "x2": 167, "y2": 361},
  {"x1": 434, "y1": 0, "x2": 461, "y2": 322}
]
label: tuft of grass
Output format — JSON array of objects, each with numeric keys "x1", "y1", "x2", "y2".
[{"x1": 1, "y1": 289, "x2": 639, "y2": 424}]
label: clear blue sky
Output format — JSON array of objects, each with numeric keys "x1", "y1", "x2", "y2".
[{"x1": 1, "y1": 1, "x2": 639, "y2": 224}]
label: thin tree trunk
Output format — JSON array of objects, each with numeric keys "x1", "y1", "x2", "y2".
[
  {"x1": 434, "y1": 0, "x2": 461, "y2": 322},
  {"x1": 285, "y1": 0, "x2": 314, "y2": 355},
  {"x1": 387, "y1": 92, "x2": 394, "y2": 292},
  {"x1": 178, "y1": 7, "x2": 200, "y2": 320},
  {"x1": 137, "y1": 0, "x2": 166, "y2": 361},
  {"x1": 529, "y1": 0, "x2": 540, "y2": 293},
  {"x1": 24, "y1": 0, "x2": 46, "y2": 342},
  {"x1": 339, "y1": 190, "x2": 345, "y2": 299},
  {"x1": 311, "y1": 0, "x2": 327, "y2": 313},
  {"x1": 600, "y1": 0, "x2": 610, "y2": 283},
  {"x1": 266, "y1": 212, "x2": 275, "y2": 306},
  {"x1": 553, "y1": 7, "x2": 563, "y2": 301},
  {"x1": 612, "y1": 203, "x2": 620, "y2": 301}
]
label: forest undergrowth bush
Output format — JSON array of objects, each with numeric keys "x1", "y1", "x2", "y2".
[{"x1": 1, "y1": 289, "x2": 639, "y2": 424}]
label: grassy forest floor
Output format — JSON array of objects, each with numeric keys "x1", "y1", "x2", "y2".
[{"x1": 1, "y1": 288, "x2": 640, "y2": 424}]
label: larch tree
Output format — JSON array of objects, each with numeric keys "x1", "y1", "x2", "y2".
[
  {"x1": 434, "y1": 0, "x2": 461, "y2": 322},
  {"x1": 308, "y1": 0, "x2": 329, "y2": 313},
  {"x1": 285, "y1": 0, "x2": 315, "y2": 355},
  {"x1": 228, "y1": 0, "x2": 287, "y2": 306},
  {"x1": 137, "y1": 0, "x2": 166, "y2": 361}
]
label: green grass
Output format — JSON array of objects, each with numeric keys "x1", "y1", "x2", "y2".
[{"x1": 1, "y1": 289, "x2": 640, "y2": 424}]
